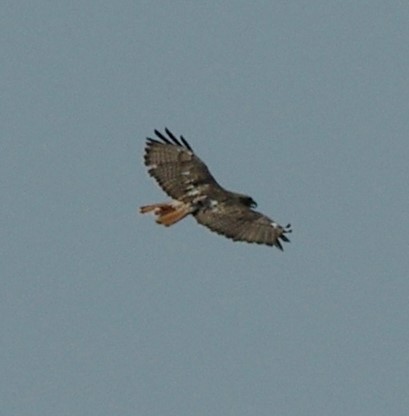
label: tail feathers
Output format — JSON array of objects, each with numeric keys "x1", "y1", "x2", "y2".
[
  {"x1": 140, "y1": 201, "x2": 191, "y2": 227},
  {"x1": 140, "y1": 203, "x2": 173, "y2": 215},
  {"x1": 156, "y1": 205, "x2": 191, "y2": 226}
]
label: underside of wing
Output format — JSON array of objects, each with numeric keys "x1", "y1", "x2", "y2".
[
  {"x1": 144, "y1": 128, "x2": 221, "y2": 200},
  {"x1": 193, "y1": 202, "x2": 291, "y2": 250}
]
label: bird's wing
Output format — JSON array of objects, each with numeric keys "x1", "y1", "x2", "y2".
[
  {"x1": 144, "y1": 128, "x2": 221, "y2": 200},
  {"x1": 193, "y1": 201, "x2": 291, "y2": 250}
]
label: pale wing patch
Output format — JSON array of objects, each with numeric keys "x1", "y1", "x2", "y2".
[
  {"x1": 209, "y1": 200, "x2": 218, "y2": 208},
  {"x1": 187, "y1": 188, "x2": 200, "y2": 197}
]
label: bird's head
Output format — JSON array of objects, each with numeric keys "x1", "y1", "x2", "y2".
[{"x1": 238, "y1": 194, "x2": 257, "y2": 208}]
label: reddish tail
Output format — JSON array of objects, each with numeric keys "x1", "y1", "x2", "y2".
[{"x1": 139, "y1": 201, "x2": 191, "y2": 226}]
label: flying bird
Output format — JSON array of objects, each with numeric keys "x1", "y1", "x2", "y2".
[{"x1": 140, "y1": 128, "x2": 292, "y2": 250}]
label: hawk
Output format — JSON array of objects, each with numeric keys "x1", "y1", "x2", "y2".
[{"x1": 140, "y1": 128, "x2": 292, "y2": 250}]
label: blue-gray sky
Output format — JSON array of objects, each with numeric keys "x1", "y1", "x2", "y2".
[{"x1": 2, "y1": 2, "x2": 409, "y2": 415}]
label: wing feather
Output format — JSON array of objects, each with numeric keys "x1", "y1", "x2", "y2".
[
  {"x1": 180, "y1": 135, "x2": 193, "y2": 151},
  {"x1": 163, "y1": 128, "x2": 183, "y2": 146},
  {"x1": 144, "y1": 129, "x2": 221, "y2": 200},
  {"x1": 193, "y1": 202, "x2": 291, "y2": 250}
]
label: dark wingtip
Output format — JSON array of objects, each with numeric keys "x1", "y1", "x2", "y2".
[
  {"x1": 151, "y1": 128, "x2": 193, "y2": 152},
  {"x1": 164, "y1": 128, "x2": 183, "y2": 146},
  {"x1": 275, "y1": 239, "x2": 284, "y2": 251},
  {"x1": 153, "y1": 129, "x2": 172, "y2": 144},
  {"x1": 146, "y1": 137, "x2": 161, "y2": 145},
  {"x1": 275, "y1": 222, "x2": 292, "y2": 251},
  {"x1": 180, "y1": 135, "x2": 193, "y2": 151},
  {"x1": 280, "y1": 234, "x2": 291, "y2": 243}
]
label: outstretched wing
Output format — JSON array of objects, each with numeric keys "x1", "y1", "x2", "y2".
[
  {"x1": 193, "y1": 202, "x2": 291, "y2": 250},
  {"x1": 144, "y1": 128, "x2": 221, "y2": 200}
]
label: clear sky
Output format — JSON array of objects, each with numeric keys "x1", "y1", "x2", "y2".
[{"x1": 2, "y1": 2, "x2": 409, "y2": 415}]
